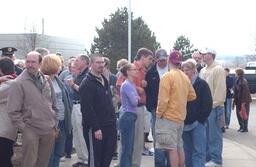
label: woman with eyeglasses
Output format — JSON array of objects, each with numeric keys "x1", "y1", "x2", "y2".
[{"x1": 118, "y1": 63, "x2": 140, "y2": 167}]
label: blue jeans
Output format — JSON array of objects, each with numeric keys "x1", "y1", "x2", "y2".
[
  {"x1": 225, "y1": 98, "x2": 232, "y2": 126},
  {"x1": 48, "y1": 120, "x2": 66, "y2": 167},
  {"x1": 182, "y1": 123, "x2": 206, "y2": 167},
  {"x1": 206, "y1": 106, "x2": 224, "y2": 165},
  {"x1": 151, "y1": 111, "x2": 170, "y2": 167},
  {"x1": 236, "y1": 104, "x2": 250, "y2": 130},
  {"x1": 64, "y1": 131, "x2": 73, "y2": 157},
  {"x1": 119, "y1": 112, "x2": 137, "y2": 167}
]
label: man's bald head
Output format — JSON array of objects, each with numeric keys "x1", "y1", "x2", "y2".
[{"x1": 26, "y1": 51, "x2": 42, "y2": 63}]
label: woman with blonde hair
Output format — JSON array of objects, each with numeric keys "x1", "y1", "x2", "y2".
[{"x1": 40, "y1": 54, "x2": 72, "y2": 167}]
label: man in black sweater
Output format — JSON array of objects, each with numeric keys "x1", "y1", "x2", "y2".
[
  {"x1": 79, "y1": 54, "x2": 117, "y2": 167},
  {"x1": 181, "y1": 59, "x2": 213, "y2": 167}
]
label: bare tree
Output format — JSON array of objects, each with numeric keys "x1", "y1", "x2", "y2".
[
  {"x1": 245, "y1": 54, "x2": 256, "y2": 62},
  {"x1": 232, "y1": 56, "x2": 246, "y2": 68},
  {"x1": 16, "y1": 22, "x2": 50, "y2": 57},
  {"x1": 245, "y1": 34, "x2": 256, "y2": 62}
]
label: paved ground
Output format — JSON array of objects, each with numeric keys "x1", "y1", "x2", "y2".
[{"x1": 61, "y1": 100, "x2": 256, "y2": 167}]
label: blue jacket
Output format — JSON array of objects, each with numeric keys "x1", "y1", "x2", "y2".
[
  {"x1": 185, "y1": 76, "x2": 213, "y2": 125},
  {"x1": 226, "y1": 75, "x2": 234, "y2": 98}
]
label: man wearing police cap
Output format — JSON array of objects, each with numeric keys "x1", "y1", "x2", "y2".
[{"x1": 0, "y1": 47, "x2": 23, "y2": 75}]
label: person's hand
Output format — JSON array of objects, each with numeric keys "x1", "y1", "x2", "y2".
[
  {"x1": 241, "y1": 103, "x2": 246, "y2": 108},
  {"x1": 136, "y1": 96, "x2": 141, "y2": 101},
  {"x1": 137, "y1": 87, "x2": 144, "y2": 94},
  {"x1": 232, "y1": 102, "x2": 235, "y2": 110},
  {"x1": 65, "y1": 78, "x2": 75, "y2": 86},
  {"x1": 94, "y1": 130, "x2": 103, "y2": 140},
  {"x1": 141, "y1": 80, "x2": 147, "y2": 88},
  {"x1": 0, "y1": 75, "x2": 13, "y2": 82}
]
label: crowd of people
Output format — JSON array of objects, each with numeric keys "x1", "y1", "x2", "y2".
[{"x1": 0, "y1": 46, "x2": 252, "y2": 167}]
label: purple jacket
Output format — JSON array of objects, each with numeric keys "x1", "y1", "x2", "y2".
[{"x1": 120, "y1": 80, "x2": 139, "y2": 113}]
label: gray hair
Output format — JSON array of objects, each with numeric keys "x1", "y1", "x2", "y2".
[
  {"x1": 34, "y1": 47, "x2": 49, "y2": 57},
  {"x1": 181, "y1": 58, "x2": 197, "y2": 71},
  {"x1": 77, "y1": 54, "x2": 90, "y2": 64}
]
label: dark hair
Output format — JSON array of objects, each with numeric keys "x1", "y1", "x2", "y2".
[
  {"x1": 136, "y1": 48, "x2": 153, "y2": 60},
  {"x1": 0, "y1": 57, "x2": 15, "y2": 75},
  {"x1": 34, "y1": 47, "x2": 49, "y2": 57},
  {"x1": 120, "y1": 64, "x2": 132, "y2": 77},
  {"x1": 90, "y1": 53, "x2": 103, "y2": 63},
  {"x1": 69, "y1": 56, "x2": 76, "y2": 59},
  {"x1": 224, "y1": 68, "x2": 230, "y2": 72},
  {"x1": 56, "y1": 52, "x2": 62, "y2": 56}
]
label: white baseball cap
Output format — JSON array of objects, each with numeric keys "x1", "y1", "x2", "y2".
[{"x1": 200, "y1": 48, "x2": 216, "y2": 55}]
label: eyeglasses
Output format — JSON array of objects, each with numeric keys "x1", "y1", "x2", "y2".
[
  {"x1": 129, "y1": 68, "x2": 138, "y2": 71},
  {"x1": 94, "y1": 61, "x2": 105, "y2": 64}
]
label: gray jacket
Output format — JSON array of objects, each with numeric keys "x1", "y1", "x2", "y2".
[
  {"x1": 54, "y1": 76, "x2": 72, "y2": 134},
  {"x1": 8, "y1": 70, "x2": 58, "y2": 135},
  {"x1": 0, "y1": 80, "x2": 17, "y2": 141}
]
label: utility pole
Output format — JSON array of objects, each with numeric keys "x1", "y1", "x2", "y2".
[
  {"x1": 42, "y1": 18, "x2": 45, "y2": 35},
  {"x1": 128, "y1": 0, "x2": 131, "y2": 63}
]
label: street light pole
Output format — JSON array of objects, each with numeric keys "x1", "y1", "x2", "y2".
[{"x1": 128, "y1": 0, "x2": 131, "y2": 63}]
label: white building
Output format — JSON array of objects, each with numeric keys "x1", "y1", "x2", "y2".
[{"x1": 0, "y1": 33, "x2": 86, "y2": 62}]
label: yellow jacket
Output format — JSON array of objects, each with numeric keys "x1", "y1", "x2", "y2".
[{"x1": 156, "y1": 69, "x2": 196, "y2": 123}]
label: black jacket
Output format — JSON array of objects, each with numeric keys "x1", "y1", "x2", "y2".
[
  {"x1": 226, "y1": 75, "x2": 234, "y2": 98},
  {"x1": 79, "y1": 72, "x2": 116, "y2": 132},
  {"x1": 15, "y1": 65, "x2": 23, "y2": 75},
  {"x1": 145, "y1": 64, "x2": 160, "y2": 111},
  {"x1": 185, "y1": 76, "x2": 213, "y2": 125},
  {"x1": 74, "y1": 67, "x2": 89, "y2": 101}
]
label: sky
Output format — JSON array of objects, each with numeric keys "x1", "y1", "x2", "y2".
[{"x1": 1, "y1": 0, "x2": 256, "y2": 56}]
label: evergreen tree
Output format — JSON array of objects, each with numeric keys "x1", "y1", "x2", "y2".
[
  {"x1": 173, "y1": 35, "x2": 197, "y2": 60},
  {"x1": 91, "y1": 7, "x2": 160, "y2": 72}
]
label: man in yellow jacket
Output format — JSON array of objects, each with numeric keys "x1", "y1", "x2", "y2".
[{"x1": 156, "y1": 50, "x2": 196, "y2": 167}]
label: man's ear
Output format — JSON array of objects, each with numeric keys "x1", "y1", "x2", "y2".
[{"x1": 12, "y1": 55, "x2": 16, "y2": 61}]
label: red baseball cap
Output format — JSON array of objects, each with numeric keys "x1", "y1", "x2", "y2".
[{"x1": 169, "y1": 50, "x2": 182, "y2": 64}]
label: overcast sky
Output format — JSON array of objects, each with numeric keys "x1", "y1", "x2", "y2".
[{"x1": 1, "y1": 0, "x2": 256, "y2": 56}]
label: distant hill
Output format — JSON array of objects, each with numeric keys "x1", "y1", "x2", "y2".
[{"x1": 216, "y1": 55, "x2": 244, "y2": 61}]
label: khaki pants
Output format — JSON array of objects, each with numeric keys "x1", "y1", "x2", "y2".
[
  {"x1": 132, "y1": 106, "x2": 145, "y2": 167},
  {"x1": 72, "y1": 104, "x2": 88, "y2": 163},
  {"x1": 22, "y1": 127, "x2": 55, "y2": 167}
]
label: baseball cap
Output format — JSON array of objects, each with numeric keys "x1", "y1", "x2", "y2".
[
  {"x1": 155, "y1": 49, "x2": 168, "y2": 60},
  {"x1": 200, "y1": 48, "x2": 216, "y2": 55},
  {"x1": 169, "y1": 50, "x2": 182, "y2": 64}
]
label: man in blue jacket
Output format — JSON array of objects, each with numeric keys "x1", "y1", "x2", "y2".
[
  {"x1": 224, "y1": 68, "x2": 234, "y2": 130},
  {"x1": 181, "y1": 59, "x2": 213, "y2": 167}
]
